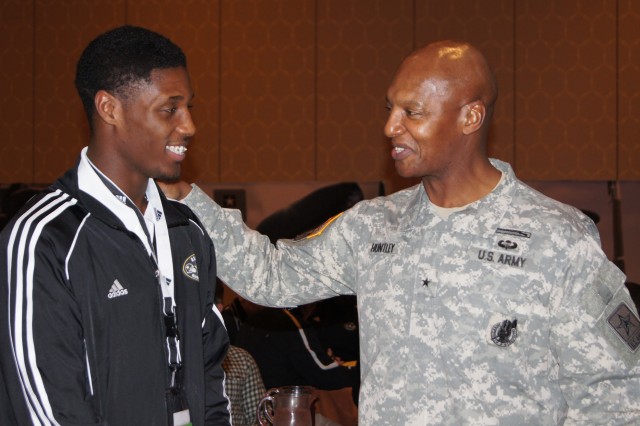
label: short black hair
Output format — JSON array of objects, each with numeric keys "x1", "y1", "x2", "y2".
[{"x1": 75, "y1": 25, "x2": 187, "y2": 126}]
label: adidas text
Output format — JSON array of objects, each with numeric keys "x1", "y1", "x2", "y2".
[
  {"x1": 108, "y1": 280, "x2": 129, "y2": 299},
  {"x1": 108, "y1": 289, "x2": 128, "y2": 298}
]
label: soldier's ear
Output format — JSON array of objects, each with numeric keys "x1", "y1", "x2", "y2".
[{"x1": 462, "y1": 101, "x2": 486, "y2": 135}]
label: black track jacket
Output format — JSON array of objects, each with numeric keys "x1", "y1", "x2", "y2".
[{"x1": 0, "y1": 165, "x2": 230, "y2": 425}]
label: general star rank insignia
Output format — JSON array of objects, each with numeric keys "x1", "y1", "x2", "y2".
[{"x1": 607, "y1": 303, "x2": 640, "y2": 352}]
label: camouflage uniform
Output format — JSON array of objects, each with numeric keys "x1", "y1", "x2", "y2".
[{"x1": 184, "y1": 159, "x2": 640, "y2": 425}]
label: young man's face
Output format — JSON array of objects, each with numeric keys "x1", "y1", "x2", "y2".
[{"x1": 116, "y1": 67, "x2": 195, "y2": 182}]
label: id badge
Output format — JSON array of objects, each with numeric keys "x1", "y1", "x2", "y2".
[{"x1": 173, "y1": 409, "x2": 191, "y2": 426}]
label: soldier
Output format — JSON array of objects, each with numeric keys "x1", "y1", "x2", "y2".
[{"x1": 162, "y1": 41, "x2": 640, "y2": 424}]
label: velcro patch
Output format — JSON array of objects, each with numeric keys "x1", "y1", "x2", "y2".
[
  {"x1": 607, "y1": 303, "x2": 640, "y2": 352},
  {"x1": 589, "y1": 260, "x2": 640, "y2": 367}
]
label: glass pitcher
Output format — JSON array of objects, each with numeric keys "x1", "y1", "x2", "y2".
[{"x1": 257, "y1": 385, "x2": 317, "y2": 426}]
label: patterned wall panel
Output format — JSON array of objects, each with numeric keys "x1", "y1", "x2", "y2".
[
  {"x1": 316, "y1": 0, "x2": 413, "y2": 186},
  {"x1": 619, "y1": 0, "x2": 640, "y2": 180},
  {"x1": 128, "y1": 0, "x2": 220, "y2": 183},
  {"x1": 515, "y1": 0, "x2": 617, "y2": 180},
  {"x1": 0, "y1": 0, "x2": 34, "y2": 182},
  {"x1": 220, "y1": 0, "x2": 315, "y2": 182},
  {"x1": 34, "y1": 0, "x2": 125, "y2": 183},
  {"x1": 415, "y1": 0, "x2": 516, "y2": 166},
  {"x1": 3, "y1": 0, "x2": 640, "y2": 186}
]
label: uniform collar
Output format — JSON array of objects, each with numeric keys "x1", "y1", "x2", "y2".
[{"x1": 407, "y1": 158, "x2": 516, "y2": 233}]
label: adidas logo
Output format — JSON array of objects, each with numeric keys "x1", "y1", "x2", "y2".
[{"x1": 108, "y1": 279, "x2": 129, "y2": 299}]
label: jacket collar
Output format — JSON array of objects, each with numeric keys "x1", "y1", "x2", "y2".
[{"x1": 53, "y1": 149, "x2": 189, "y2": 230}]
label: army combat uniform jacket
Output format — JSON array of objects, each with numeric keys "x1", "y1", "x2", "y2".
[{"x1": 183, "y1": 159, "x2": 640, "y2": 425}]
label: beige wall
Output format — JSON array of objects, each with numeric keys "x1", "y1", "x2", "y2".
[{"x1": 1, "y1": 0, "x2": 639, "y2": 192}]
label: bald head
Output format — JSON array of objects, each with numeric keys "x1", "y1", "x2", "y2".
[
  {"x1": 384, "y1": 40, "x2": 502, "y2": 187},
  {"x1": 394, "y1": 40, "x2": 498, "y2": 121}
]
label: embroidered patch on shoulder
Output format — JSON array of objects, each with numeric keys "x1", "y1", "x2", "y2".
[
  {"x1": 607, "y1": 303, "x2": 640, "y2": 352},
  {"x1": 293, "y1": 213, "x2": 342, "y2": 242},
  {"x1": 182, "y1": 254, "x2": 199, "y2": 282}
]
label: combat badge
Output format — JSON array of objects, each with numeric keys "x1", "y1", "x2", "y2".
[{"x1": 607, "y1": 302, "x2": 640, "y2": 352}]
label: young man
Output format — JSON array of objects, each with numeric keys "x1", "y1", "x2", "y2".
[
  {"x1": 163, "y1": 41, "x2": 640, "y2": 424},
  {"x1": 0, "y1": 26, "x2": 230, "y2": 425}
]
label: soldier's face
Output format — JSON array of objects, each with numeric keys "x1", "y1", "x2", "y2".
[{"x1": 384, "y1": 69, "x2": 467, "y2": 180}]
